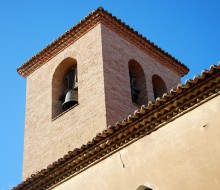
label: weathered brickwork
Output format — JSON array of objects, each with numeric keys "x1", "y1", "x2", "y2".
[
  {"x1": 101, "y1": 24, "x2": 181, "y2": 125},
  {"x1": 23, "y1": 23, "x2": 181, "y2": 179}
]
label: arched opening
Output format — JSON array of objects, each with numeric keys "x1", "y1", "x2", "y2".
[
  {"x1": 152, "y1": 74, "x2": 167, "y2": 100},
  {"x1": 128, "y1": 60, "x2": 147, "y2": 106},
  {"x1": 136, "y1": 185, "x2": 153, "y2": 190},
  {"x1": 52, "y1": 57, "x2": 78, "y2": 118}
]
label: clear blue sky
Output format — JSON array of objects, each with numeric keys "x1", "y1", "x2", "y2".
[{"x1": 0, "y1": 0, "x2": 219, "y2": 189}]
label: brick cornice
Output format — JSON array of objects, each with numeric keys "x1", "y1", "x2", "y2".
[
  {"x1": 17, "y1": 7, "x2": 189, "y2": 78},
  {"x1": 13, "y1": 64, "x2": 220, "y2": 190}
]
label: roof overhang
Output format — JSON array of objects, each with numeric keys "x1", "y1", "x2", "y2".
[
  {"x1": 17, "y1": 7, "x2": 189, "y2": 78},
  {"x1": 14, "y1": 63, "x2": 220, "y2": 189}
]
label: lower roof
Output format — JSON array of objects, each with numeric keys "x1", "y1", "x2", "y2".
[{"x1": 13, "y1": 62, "x2": 220, "y2": 189}]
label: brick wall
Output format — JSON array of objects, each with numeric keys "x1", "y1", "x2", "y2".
[
  {"x1": 101, "y1": 24, "x2": 181, "y2": 126},
  {"x1": 23, "y1": 23, "x2": 181, "y2": 179},
  {"x1": 23, "y1": 24, "x2": 107, "y2": 179}
]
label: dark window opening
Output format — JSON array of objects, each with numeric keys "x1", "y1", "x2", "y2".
[
  {"x1": 128, "y1": 60, "x2": 147, "y2": 106},
  {"x1": 136, "y1": 185, "x2": 153, "y2": 190},
  {"x1": 52, "y1": 57, "x2": 78, "y2": 119},
  {"x1": 129, "y1": 71, "x2": 141, "y2": 103},
  {"x1": 152, "y1": 74, "x2": 167, "y2": 100}
]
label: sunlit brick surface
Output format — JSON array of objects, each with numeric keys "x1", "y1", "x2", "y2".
[{"x1": 23, "y1": 23, "x2": 181, "y2": 179}]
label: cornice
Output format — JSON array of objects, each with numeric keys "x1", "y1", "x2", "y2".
[
  {"x1": 13, "y1": 63, "x2": 220, "y2": 190},
  {"x1": 17, "y1": 7, "x2": 189, "y2": 78}
]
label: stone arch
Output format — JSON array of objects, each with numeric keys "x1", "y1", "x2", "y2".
[
  {"x1": 52, "y1": 57, "x2": 78, "y2": 118},
  {"x1": 152, "y1": 74, "x2": 167, "y2": 100},
  {"x1": 128, "y1": 59, "x2": 147, "y2": 106}
]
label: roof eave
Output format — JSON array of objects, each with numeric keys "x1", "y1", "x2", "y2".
[{"x1": 17, "y1": 7, "x2": 188, "y2": 78}]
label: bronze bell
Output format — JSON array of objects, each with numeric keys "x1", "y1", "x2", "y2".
[{"x1": 62, "y1": 90, "x2": 78, "y2": 111}]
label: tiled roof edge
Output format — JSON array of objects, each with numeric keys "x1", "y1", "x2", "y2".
[
  {"x1": 13, "y1": 62, "x2": 220, "y2": 190},
  {"x1": 17, "y1": 7, "x2": 189, "y2": 78}
]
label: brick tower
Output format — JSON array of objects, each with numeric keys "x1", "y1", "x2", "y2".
[{"x1": 17, "y1": 7, "x2": 188, "y2": 179}]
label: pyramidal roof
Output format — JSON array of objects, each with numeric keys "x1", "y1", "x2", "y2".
[{"x1": 17, "y1": 7, "x2": 189, "y2": 77}]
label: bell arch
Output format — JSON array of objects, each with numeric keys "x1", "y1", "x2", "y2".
[
  {"x1": 152, "y1": 74, "x2": 167, "y2": 100},
  {"x1": 128, "y1": 59, "x2": 147, "y2": 106},
  {"x1": 52, "y1": 57, "x2": 78, "y2": 118}
]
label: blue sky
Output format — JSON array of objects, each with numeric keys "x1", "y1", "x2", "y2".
[{"x1": 0, "y1": 0, "x2": 219, "y2": 189}]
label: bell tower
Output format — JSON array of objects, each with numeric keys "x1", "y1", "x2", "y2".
[{"x1": 18, "y1": 7, "x2": 188, "y2": 180}]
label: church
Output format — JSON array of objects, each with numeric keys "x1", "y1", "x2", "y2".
[{"x1": 13, "y1": 7, "x2": 220, "y2": 190}]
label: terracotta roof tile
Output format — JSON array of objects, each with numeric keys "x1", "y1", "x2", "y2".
[
  {"x1": 17, "y1": 7, "x2": 188, "y2": 77},
  {"x1": 13, "y1": 62, "x2": 220, "y2": 190}
]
